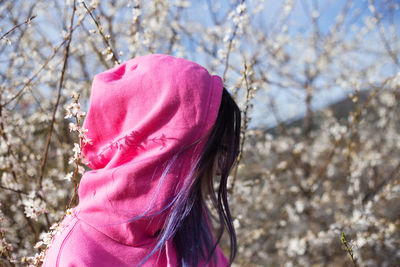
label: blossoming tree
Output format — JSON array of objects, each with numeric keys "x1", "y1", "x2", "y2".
[{"x1": 0, "y1": 0, "x2": 399, "y2": 266}]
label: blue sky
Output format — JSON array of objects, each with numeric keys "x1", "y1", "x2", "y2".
[
  {"x1": 1, "y1": 0, "x2": 398, "y2": 129},
  {"x1": 183, "y1": 0, "x2": 399, "y2": 129}
]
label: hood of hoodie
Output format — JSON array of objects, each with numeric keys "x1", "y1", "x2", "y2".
[{"x1": 74, "y1": 54, "x2": 223, "y2": 247}]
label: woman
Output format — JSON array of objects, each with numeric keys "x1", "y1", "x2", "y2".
[{"x1": 43, "y1": 53, "x2": 241, "y2": 266}]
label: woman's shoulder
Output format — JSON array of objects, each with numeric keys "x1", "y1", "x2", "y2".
[
  {"x1": 42, "y1": 213, "x2": 131, "y2": 267},
  {"x1": 42, "y1": 211, "x2": 178, "y2": 267}
]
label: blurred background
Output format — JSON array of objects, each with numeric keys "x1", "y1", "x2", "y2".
[{"x1": 0, "y1": 0, "x2": 399, "y2": 266}]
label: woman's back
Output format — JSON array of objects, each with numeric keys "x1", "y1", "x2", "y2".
[{"x1": 43, "y1": 53, "x2": 239, "y2": 267}]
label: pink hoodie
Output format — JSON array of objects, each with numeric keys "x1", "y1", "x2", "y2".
[{"x1": 43, "y1": 54, "x2": 229, "y2": 266}]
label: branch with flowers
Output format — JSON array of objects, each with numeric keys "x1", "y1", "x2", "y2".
[
  {"x1": 79, "y1": 0, "x2": 120, "y2": 65},
  {"x1": 0, "y1": 15, "x2": 36, "y2": 44},
  {"x1": 230, "y1": 59, "x2": 256, "y2": 194},
  {"x1": 64, "y1": 91, "x2": 92, "y2": 207},
  {"x1": 28, "y1": 91, "x2": 91, "y2": 267}
]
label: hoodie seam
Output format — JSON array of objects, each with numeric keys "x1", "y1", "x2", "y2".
[
  {"x1": 75, "y1": 214, "x2": 157, "y2": 247},
  {"x1": 56, "y1": 217, "x2": 79, "y2": 267}
]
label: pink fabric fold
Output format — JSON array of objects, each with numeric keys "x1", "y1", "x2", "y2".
[{"x1": 43, "y1": 54, "x2": 228, "y2": 266}]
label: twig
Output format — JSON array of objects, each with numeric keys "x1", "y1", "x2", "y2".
[
  {"x1": 229, "y1": 59, "x2": 253, "y2": 193},
  {"x1": 0, "y1": 15, "x2": 36, "y2": 41},
  {"x1": 341, "y1": 232, "x2": 358, "y2": 266},
  {"x1": 80, "y1": 23, "x2": 111, "y2": 68},
  {"x1": 0, "y1": 184, "x2": 28, "y2": 195},
  {"x1": 222, "y1": 0, "x2": 246, "y2": 81},
  {"x1": 81, "y1": 1, "x2": 120, "y2": 64},
  {"x1": 38, "y1": 0, "x2": 76, "y2": 192},
  {"x1": 66, "y1": 93, "x2": 85, "y2": 209}
]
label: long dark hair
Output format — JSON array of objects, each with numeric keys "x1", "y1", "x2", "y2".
[{"x1": 139, "y1": 87, "x2": 241, "y2": 266}]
